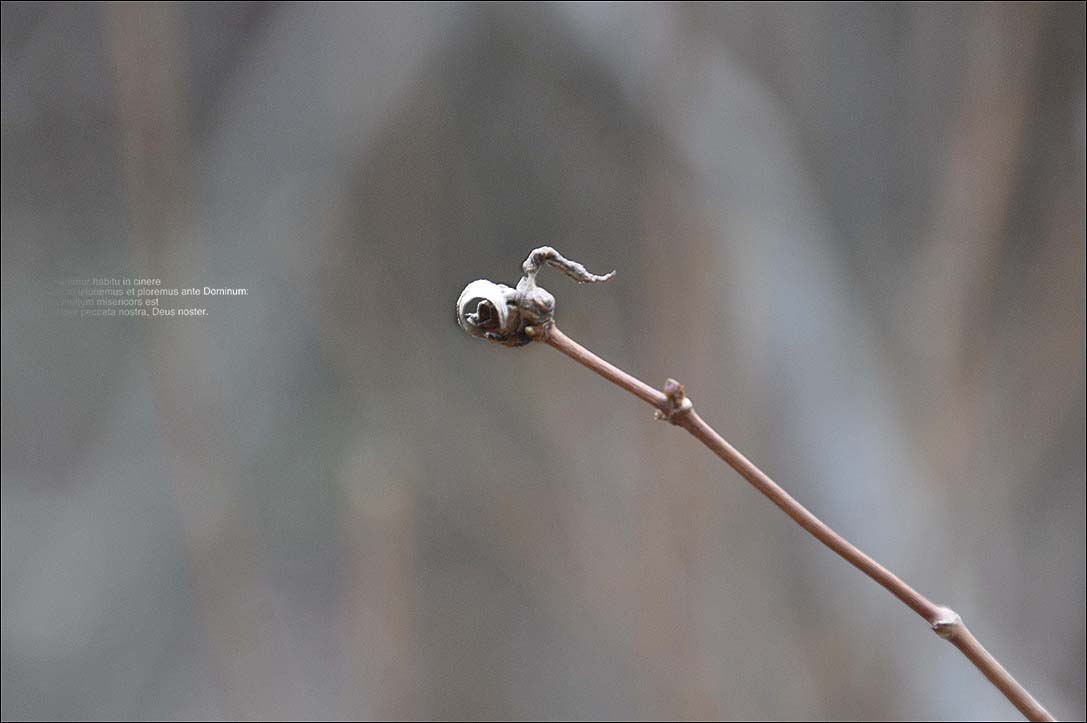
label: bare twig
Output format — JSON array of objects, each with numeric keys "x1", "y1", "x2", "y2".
[
  {"x1": 537, "y1": 325, "x2": 1054, "y2": 721},
  {"x1": 456, "y1": 248, "x2": 1056, "y2": 722}
]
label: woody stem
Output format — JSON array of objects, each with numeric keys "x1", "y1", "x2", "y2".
[{"x1": 528, "y1": 323, "x2": 1056, "y2": 723}]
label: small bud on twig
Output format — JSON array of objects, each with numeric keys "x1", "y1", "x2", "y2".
[{"x1": 654, "y1": 378, "x2": 694, "y2": 423}]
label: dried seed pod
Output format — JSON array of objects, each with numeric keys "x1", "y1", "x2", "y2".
[
  {"x1": 456, "y1": 247, "x2": 614, "y2": 347},
  {"x1": 456, "y1": 279, "x2": 519, "y2": 343}
]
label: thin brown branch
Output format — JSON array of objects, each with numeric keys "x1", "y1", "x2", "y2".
[
  {"x1": 529, "y1": 322, "x2": 1056, "y2": 722},
  {"x1": 457, "y1": 247, "x2": 1055, "y2": 720}
]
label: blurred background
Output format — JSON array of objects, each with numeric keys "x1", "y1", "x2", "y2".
[{"x1": 2, "y1": 2, "x2": 1084, "y2": 720}]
